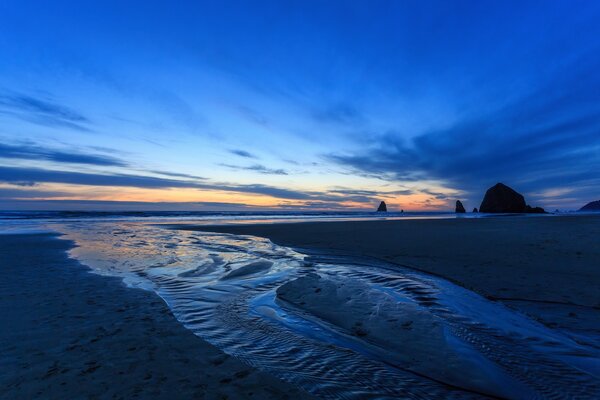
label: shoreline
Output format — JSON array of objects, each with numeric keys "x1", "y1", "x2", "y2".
[
  {"x1": 173, "y1": 214, "x2": 600, "y2": 347},
  {"x1": 0, "y1": 233, "x2": 309, "y2": 399}
]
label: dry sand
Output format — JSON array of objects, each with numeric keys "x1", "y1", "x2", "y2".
[
  {"x1": 178, "y1": 215, "x2": 600, "y2": 346},
  {"x1": 0, "y1": 233, "x2": 309, "y2": 399}
]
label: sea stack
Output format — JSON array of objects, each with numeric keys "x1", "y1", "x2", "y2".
[
  {"x1": 377, "y1": 201, "x2": 387, "y2": 212},
  {"x1": 473, "y1": 208, "x2": 478, "y2": 213},
  {"x1": 525, "y1": 205, "x2": 546, "y2": 214},
  {"x1": 580, "y1": 200, "x2": 600, "y2": 211},
  {"x1": 455, "y1": 200, "x2": 466, "y2": 213},
  {"x1": 479, "y1": 183, "x2": 545, "y2": 213}
]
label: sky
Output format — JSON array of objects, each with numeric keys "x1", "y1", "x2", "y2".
[{"x1": 1, "y1": 0, "x2": 599, "y2": 211}]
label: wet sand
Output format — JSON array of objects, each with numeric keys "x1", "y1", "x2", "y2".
[
  {"x1": 177, "y1": 215, "x2": 600, "y2": 346},
  {"x1": 0, "y1": 233, "x2": 309, "y2": 399}
]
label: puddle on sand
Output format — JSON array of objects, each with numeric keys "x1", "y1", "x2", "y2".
[{"x1": 55, "y1": 221, "x2": 600, "y2": 400}]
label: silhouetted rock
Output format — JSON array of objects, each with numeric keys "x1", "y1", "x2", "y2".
[
  {"x1": 455, "y1": 200, "x2": 466, "y2": 213},
  {"x1": 377, "y1": 201, "x2": 387, "y2": 212},
  {"x1": 473, "y1": 208, "x2": 478, "y2": 213},
  {"x1": 525, "y1": 205, "x2": 546, "y2": 214},
  {"x1": 480, "y1": 183, "x2": 526, "y2": 213},
  {"x1": 479, "y1": 183, "x2": 546, "y2": 213},
  {"x1": 580, "y1": 200, "x2": 600, "y2": 211}
]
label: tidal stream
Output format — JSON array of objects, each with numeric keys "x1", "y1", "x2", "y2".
[{"x1": 55, "y1": 221, "x2": 599, "y2": 399}]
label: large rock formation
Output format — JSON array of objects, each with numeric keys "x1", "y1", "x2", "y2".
[
  {"x1": 472, "y1": 208, "x2": 478, "y2": 213},
  {"x1": 479, "y1": 183, "x2": 545, "y2": 213},
  {"x1": 377, "y1": 201, "x2": 387, "y2": 212},
  {"x1": 455, "y1": 200, "x2": 466, "y2": 213},
  {"x1": 580, "y1": 200, "x2": 600, "y2": 211},
  {"x1": 479, "y1": 183, "x2": 526, "y2": 213}
]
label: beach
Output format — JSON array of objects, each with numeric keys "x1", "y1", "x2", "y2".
[
  {"x1": 2, "y1": 214, "x2": 599, "y2": 399},
  {"x1": 178, "y1": 214, "x2": 600, "y2": 346},
  {"x1": 0, "y1": 233, "x2": 309, "y2": 399}
]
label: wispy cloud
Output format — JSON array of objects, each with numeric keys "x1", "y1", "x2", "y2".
[
  {"x1": 235, "y1": 105, "x2": 269, "y2": 126},
  {"x1": 0, "y1": 198, "x2": 378, "y2": 211},
  {"x1": 329, "y1": 188, "x2": 415, "y2": 197},
  {"x1": 147, "y1": 170, "x2": 207, "y2": 180},
  {"x1": 0, "y1": 166, "x2": 317, "y2": 200},
  {"x1": 229, "y1": 149, "x2": 258, "y2": 159},
  {"x1": 0, "y1": 199, "x2": 260, "y2": 211},
  {"x1": 0, "y1": 165, "x2": 400, "y2": 207},
  {"x1": 9, "y1": 181, "x2": 37, "y2": 187},
  {"x1": 312, "y1": 103, "x2": 364, "y2": 125},
  {"x1": 0, "y1": 143, "x2": 126, "y2": 167},
  {"x1": 0, "y1": 92, "x2": 92, "y2": 131},
  {"x1": 220, "y1": 163, "x2": 288, "y2": 175},
  {"x1": 0, "y1": 187, "x2": 69, "y2": 199}
]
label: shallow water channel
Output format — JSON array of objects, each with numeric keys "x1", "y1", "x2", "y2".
[{"x1": 56, "y1": 221, "x2": 599, "y2": 399}]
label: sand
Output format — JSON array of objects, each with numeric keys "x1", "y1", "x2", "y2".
[
  {"x1": 0, "y1": 233, "x2": 309, "y2": 399},
  {"x1": 177, "y1": 215, "x2": 600, "y2": 345},
  {"x1": 4, "y1": 216, "x2": 597, "y2": 398},
  {"x1": 275, "y1": 273, "x2": 534, "y2": 398}
]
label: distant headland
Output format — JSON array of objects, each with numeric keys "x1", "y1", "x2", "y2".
[{"x1": 579, "y1": 200, "x2": 600, "y2": 211}]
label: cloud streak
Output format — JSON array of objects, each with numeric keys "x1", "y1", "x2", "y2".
[
  {"x1": 220, "y1": 163, "x2": 288, "y2": 175},
  {"x1": 0, "y1": 165, "x2": 401, "y2": 207},
  {"x1": 229, "y1": 149, "x2": 258, "y2": 159},
  {"x1": 0, "y1": 92, "x2": 92, "y2": 131},
  {"x1": 0, "y1": 166, "x2": 329, "y2": 201},
  {"x1": 0, "y1": 187, "x2": 69, "y2": 199},
  {"x1": 0, "y1": 143, "x2": 127, "y2": 167},
  {"x1": 147, "y1": 170, "x2": 207, "y2": 180},
  {"x1": 0, "y1": 199, "x2": 260, "y2": 211},
  {"x1": 312, "y1": 103, "x2": 364, "y2": 125}
]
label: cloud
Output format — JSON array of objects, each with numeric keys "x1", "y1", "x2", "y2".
[
  {"x1": 235, "y1": 105, "x2": 269, "y2": 126},
  {"x1": 327, "y1": 58, "x2": 600, "y2": 207},
  {"x1": 0, "y1": 198, "x2": 379, "y2": 212},
  {"x1": 0, "y1": 92, "x2": 92, "y2": 131},
  {"x1": 10, "y1": 181, "x2": 37, "y2": 187},
  {"x1": 0, "y1": 187, "x2": 69, "y2": 199},
  {"x1": 0, "y1": 166, "x2": 320, "y2": 200},
  {"x1": 229, "y1": 183, "x2": 312, "y2": 200},
  {"x1": 420, "y1": 188, "x2": 451, "y2": 200},
  {"x1": 219, "y1": 163, "x2": 288, "y2": 175},
  {"x1": 329, "y1": 188, "x2": 415, "y2": 197},
  {"x1": 273, "y1": 200, "x2": 373, "y2": 211},
  {"x1": 147, "y1": 170, "x2": 207, "y2": 180},
  {"x1": 0, "y1": 166, "x2": 197, "y2": 189},
  {"x1": 0, "y1": 165, "x2": 400, "y2": 207},
  {"x1": 0, "y1": 199, "x2": 260, "y2": 211},
  {"x1": 229, "y1": 149, "x2": 257, "y2": 159},
  {"x1": 0, "y1": 143, "x2": 127, "y2": 167},
  {"x1": 312, "y1": 103, "x2": 364, "y2": 125}
]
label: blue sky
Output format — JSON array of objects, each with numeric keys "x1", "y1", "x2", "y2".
[{"x1": 1, "y1": 0, "x2": 599, "y2": 211}]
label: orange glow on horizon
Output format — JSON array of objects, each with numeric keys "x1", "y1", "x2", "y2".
[{"x1": 2, "y1": 183, "x2": 456, "y2": 211}]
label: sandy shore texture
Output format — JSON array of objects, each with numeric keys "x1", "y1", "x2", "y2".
[
  {"x1": 0, "y1": 233, "x2": 310, "y2": 399},
  {"x1": 177, "y1": 215, "x2": 600, "y2": 347}
]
